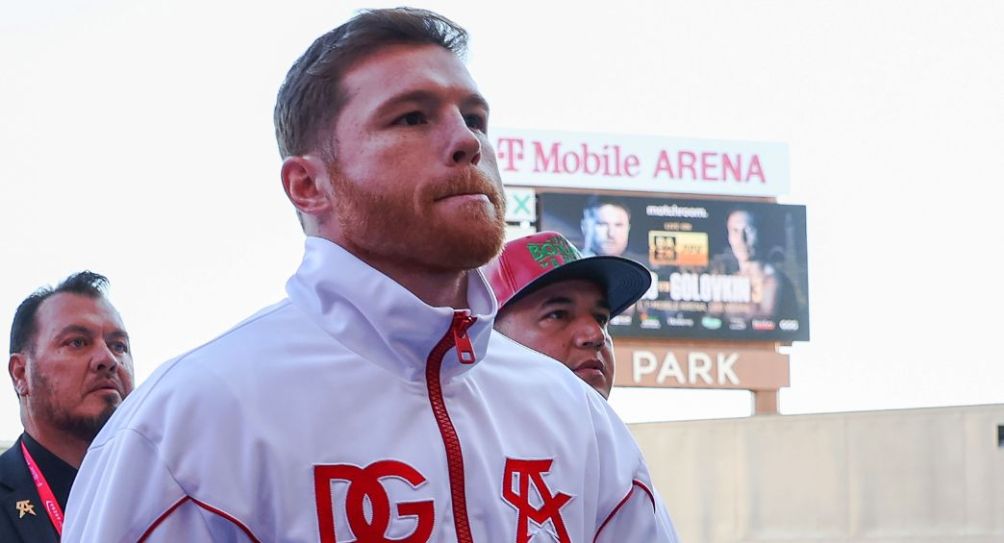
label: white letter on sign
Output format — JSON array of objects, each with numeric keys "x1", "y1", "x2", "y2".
[
  {"x1": 717, "y1": 353, "x2": 739, "y2": 385},
  {"x1": 688, "y1": 352, "x2": 713, "y2": 385},
  {"x1": 632, "y1": 351, "x2": 658, "y2": 383},
  {"x1": 657, "y1": 352, "x2": 686, "y2": 385}
]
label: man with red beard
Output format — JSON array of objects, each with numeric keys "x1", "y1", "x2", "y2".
[
  {"x1": 64, "y1": 8, "x2": 679, "y2": 542},
  {"x1": 2, "y1": 272, "x2": 133, "y2": 543}
]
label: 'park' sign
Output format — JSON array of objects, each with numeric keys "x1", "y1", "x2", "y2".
[{"x1": 613, "y1": 341, "x2": 789, "y2": 390}]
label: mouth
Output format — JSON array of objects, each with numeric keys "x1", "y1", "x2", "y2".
[
  {"x1": 89, "y1": 381, "x2": 122, "y2": 396},
  {"x1": 572, "y1": 359, "x2": 606, "y2": 378},
  {"x1": 434, "y1": 192, "x2": 490, "y2": 204}
]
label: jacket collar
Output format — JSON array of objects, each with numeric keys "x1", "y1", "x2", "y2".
[{"x1": 286, "y1": 237, "x2": 497, "y2": 382}]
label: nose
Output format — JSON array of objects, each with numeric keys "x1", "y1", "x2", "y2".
[
  {"x1": 91, "y1": 342, "x2": 120, "y2": 374},
  {"x1": 444, "y1": 112, "x2": 482, "y2": 166},
  {"x1": 574, "y1": 318, "x2": 607, "y2": 350}
]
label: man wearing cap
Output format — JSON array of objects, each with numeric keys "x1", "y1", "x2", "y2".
[{"x1": 483, "y1": 231, "x2": 651, "y2": 398}]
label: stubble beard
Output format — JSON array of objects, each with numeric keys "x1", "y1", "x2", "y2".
[
  {"x1": 29, "y1": 364, "x2": 118, "y2": 444},
  {"x1": 328, "y1": 164, "x2": 506, "y2": 272}
]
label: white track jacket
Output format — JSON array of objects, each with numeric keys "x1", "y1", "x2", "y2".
[{"x1": 63, "y1": 237, "x2": 679, "y2": 542}]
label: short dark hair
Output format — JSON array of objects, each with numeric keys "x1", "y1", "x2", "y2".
[
  {"x1": 583, "y1": 195, "x2": 631, "y2": 220},
  {"x1": 273, "y1": 7, "x2": 469, "y2": 159},
  {"x1": 726, "y1": 208, "x2": 758, "y2": 228},
  {"x1": 9, "y1": 271, "x2": 110, "y2": 355}
]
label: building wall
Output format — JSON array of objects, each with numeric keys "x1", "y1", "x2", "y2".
[
  {"x1": 630, "y1": 404, "x2": 1004, "y2": 543},
  {"x1": 6, "y1": 404, "x2": 1001, "y2": 542}
]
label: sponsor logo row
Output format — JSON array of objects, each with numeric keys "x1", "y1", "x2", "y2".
[{"x1": 614, "y1": 314, "x2": 801, "y2": 332}]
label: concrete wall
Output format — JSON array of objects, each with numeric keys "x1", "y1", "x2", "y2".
[
  {"x1": 630, "y1": 404, "x2": 1004, "y2": 543},
  {"x1": 6, "y1": 404, "x2": 1001, "y2": 542}
]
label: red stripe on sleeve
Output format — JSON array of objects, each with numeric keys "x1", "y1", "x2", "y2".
[{"x1": 138, "y1": 496, "x2": 261, "y2": 542}]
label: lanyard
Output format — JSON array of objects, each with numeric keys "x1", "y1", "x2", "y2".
[{"x1": 20, "y1": 441, "x2": 64, "y2": 535}]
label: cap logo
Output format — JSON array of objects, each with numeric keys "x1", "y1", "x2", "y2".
[{"x1": 526, "y1": 236, "x2": 582, "y2": 270}]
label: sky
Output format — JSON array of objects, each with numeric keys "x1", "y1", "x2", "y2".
[{"x1": 2, "y1": 0, "x2": 1002, "y2": 442}]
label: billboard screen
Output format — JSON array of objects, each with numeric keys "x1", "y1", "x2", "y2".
[{"x1": 539, "y1": 193, "x2": 810, "y2": 341}]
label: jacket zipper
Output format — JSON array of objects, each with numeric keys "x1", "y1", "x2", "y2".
[{"x1": 426, "y1": 310, "x2": 477, "y2": 542}]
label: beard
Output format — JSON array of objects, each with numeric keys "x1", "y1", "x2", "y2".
[
  {"x1": 328, "y1": 163, "x2": 506, "y2": 272},
  {"x1": 29, "y1": 364, "x2": 118, "y2": 443}
]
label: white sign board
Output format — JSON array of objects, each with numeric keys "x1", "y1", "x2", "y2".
[{"x1": 493, "y1": 128, "x2": 789, "y2": 197}]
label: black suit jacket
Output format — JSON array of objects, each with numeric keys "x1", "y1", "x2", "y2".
[{"x1": 0, "y1": 435, "x2": 60, "y2": 543}]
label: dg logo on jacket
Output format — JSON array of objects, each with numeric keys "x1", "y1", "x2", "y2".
[
  {"x1": 314, "y1": 459, "x2": 573, "y2": 542},
  {"x1": 314, "y1": 461, "x2": 434, "y2": 542}
]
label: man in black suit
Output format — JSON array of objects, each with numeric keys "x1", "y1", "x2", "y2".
[{"x1": 1, "y1": 271, "x2": 134, "y2": 542}]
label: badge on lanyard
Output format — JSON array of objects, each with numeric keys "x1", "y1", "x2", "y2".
[{"x1": 20, "y1": 442, "x2": 64, "y2": 534}]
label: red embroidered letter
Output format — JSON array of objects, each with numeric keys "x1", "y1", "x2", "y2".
[
  {"x1": 502, "y1": 458, "x2": 573, "y2": 543},
  {"x1": 314, "y1": 460, "x2": 434, "y2": 543}
]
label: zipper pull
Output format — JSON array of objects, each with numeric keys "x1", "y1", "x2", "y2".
[{"x1": 452, "y1": 311, "x2": 477, "y2": 365}]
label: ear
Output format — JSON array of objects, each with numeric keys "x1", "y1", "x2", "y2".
[
  {"x1": 9, "y1": 353, "x2": 28, "y2": 397},
  {"x1": 281, "y1": 155, "x2": 332, "y2": 219}
]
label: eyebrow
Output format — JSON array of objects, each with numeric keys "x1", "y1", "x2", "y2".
[
  {"x1": 463, "y1": 92, "x2": 490, "y2": 114},
  {"x1": 53, "y1": 325, "x2": 129, "y2": 342},
  {"x1": 540, "y1": 296, "x2": 574, "y2": 308},
  {"x1": 375, "y1": 89, "x2": 490, "y2": 117},
  {"x1": 107, "y1": 330, "x2": 130, "y2": 342},
  {"x1": 53, "y1": 324, "x2": 96, "y2": 339},
  {"x1": 540, "y1": 296, "x2": 612, "y2": 311}
]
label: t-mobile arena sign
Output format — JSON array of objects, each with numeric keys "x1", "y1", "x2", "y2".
[{"x1": 493, "y1": 128, "x2": 789, "y2": 198}]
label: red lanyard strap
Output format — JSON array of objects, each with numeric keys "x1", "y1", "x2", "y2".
[{"x1": 21, "y1": 441, "x2": 64, "y2": 535}]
